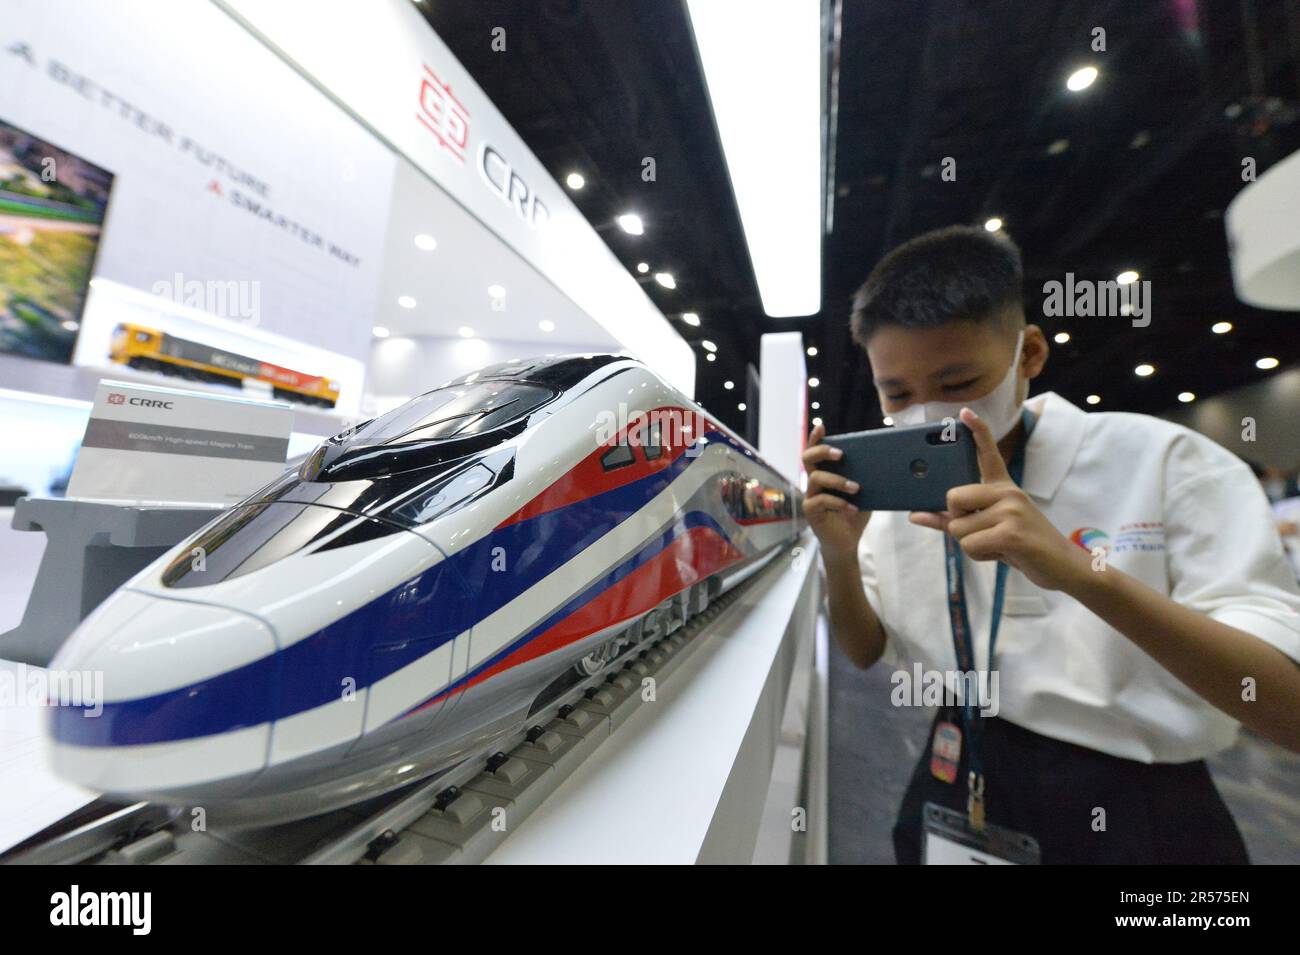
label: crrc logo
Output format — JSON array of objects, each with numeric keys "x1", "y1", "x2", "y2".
[
  {"x1": 107, "y1": 393, "x2": 174, "y2": 410},
  {"x1": 107, "y1": 393, "x2": 125, "y2": 405}
]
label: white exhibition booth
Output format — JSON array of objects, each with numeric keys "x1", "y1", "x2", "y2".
[{"x1": 0, "y1": 0, "x2": 821, "y2": 863}]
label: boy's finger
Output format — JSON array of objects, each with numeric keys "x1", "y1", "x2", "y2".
[
  {"x1": 908, "y1": 510, "x2": 951, "y2": 532},
  {"x1": 961, "y1": 407, "x2": 1012, "y2": 483}
]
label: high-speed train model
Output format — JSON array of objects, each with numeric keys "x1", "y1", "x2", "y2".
[{"x1": 47, "y1": 353, "x2": 805, "y2": 825}]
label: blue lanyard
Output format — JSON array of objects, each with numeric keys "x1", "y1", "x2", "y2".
[{"x1": 942, "y1": 407, "x2": 1036, "y2": 793}]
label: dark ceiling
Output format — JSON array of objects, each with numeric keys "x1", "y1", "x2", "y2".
[{"x1": 420, "y1": 0, "x2": 1300, "y2": 438}]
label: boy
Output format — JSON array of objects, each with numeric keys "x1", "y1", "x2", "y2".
[{"x1": 804, "y1": 225, "x2": 1300, "y2": 864}]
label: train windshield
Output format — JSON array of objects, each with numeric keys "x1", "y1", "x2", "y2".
[{"x1": 348, "y1": 381, "x2": 554, "y2": 446}]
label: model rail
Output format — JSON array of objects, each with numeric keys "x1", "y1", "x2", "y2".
[{"x1": 1, "y1": 546, "x2": 785, "y2": 865}]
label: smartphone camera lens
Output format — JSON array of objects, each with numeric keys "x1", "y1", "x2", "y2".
[{"x1": 910, "y1": 458, "x2": 929, "y2": 479}]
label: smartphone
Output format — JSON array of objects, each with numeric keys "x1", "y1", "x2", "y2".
[{"x1": 818, "y1": 419, "x2": 980, "y2": 511}]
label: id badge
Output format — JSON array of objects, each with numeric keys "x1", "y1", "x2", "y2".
[
  {"x1": 921, "y1": 802, "x2": 1041, "y2": 865},
  {"x1": 929, "y1": 720, "x2": 962, "y2": 783}
]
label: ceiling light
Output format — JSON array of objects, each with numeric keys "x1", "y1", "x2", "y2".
[
  {"x1": 882, "y1": 416, "x2": 893, "y2": 426},
  {"x1": 984, "y1": 217, "x2": 1003, "y2": 232},
  {"x1": 636, "y1": 262, "x2": 649, "y2": 274},
  {"x1": 808, "y1": 377, "x2": 819, "y2": 387},
  {"x1": 1117, "y1": 270, "x2": 1139, "y2": 285},
  {"x1": 1054, "y1": 332, "x2": 1071, "y2": 344},
  {"x1": 1178, "y1": 392, "x2": 1195, "y2": 403},
  {"x1": 61, "y1": 320, "x2": 79, "y2": 331},
  {"x1": 397, "y1": 295, "x2": 417, "y2": 308},
  {"x1": 654, "y1": 272, "x2": 676, "y2": 289},
  {"x1": 685, "y1": 0, "x2": 821, "y2": 317},
  {"x1": 566, "y1": 172, "x2": 585, "y2": 190},
  {"x1": 1047, "y1": 138, "x2": 1070, "y2": 155},
  {"x1": 458, "y1": 326, "x2": 475, "y2": 338},
  {"x1": 705, "y1": 353, "x2": 716, "y2": 362},
  {"x1": 617, "y1": 213, "x2": 644, "y2": 235},
  {"x1": 1135, "y1": 364, "x2": 1155, "y2": 377},
  {"x1": 1086, "y1": 394, "x2": 1101, "y2": 405},
  {"x1": 806, "y1": 346, "x2": 818, "y2": 357},
  {"x1": 1256, "y1": 357, "x2": 1279, "y2": 370},
  {"x1": 724, "y1": 380, "x2": 734, "y2": 390},
  {"x1": 1067, "y1": 66, "x2": 1098, "y2": 92},
  {"x1": 813, "y1": 416, "x2": 823, "y2": 427},
  {"x1": 413, "y1": 233, "x2": 437, "y2": 251},
  {"x1": 738, "y1": 403, "x2": 747, "y2": 411},
  {"x1": 1212, "y1": 321, "x2": 1232, "y2": 334},
  {"x1": 538, "y1": 320, "x2": 555, "y2": 332},
  {"x1": 811, "y1": 401, "x2": 819, "y2": 410},
  {"x1": 487, "y1": 284, "x2": 506, "y2": 298},
  {"x1": 372, "y1": 326, "x2": 390, "y2": 338},
  {"x1": 682, "y1": 311, "x2": 701, "y2": 326},
  {"x1": 701, "y1": 339, "x2": 717, "y2": 353}
]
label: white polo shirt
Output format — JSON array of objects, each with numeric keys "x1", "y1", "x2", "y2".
[{"x1": 859, "y1": 390, "x2": 1300, "y2": 763}]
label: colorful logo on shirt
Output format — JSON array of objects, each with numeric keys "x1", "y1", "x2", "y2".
[{"x1": 1070, "y1": 527, "x2": 1110, "y2": 553}]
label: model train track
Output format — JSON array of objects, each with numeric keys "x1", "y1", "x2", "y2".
[{"x1": 2, "y1": 546, "x2": 784, "y2": 866}]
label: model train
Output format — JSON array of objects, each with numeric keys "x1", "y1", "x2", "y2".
[
  {"x1": 109, "y1": 322, "x2": 341, "y2": 408},
  {"x1": 46, "y1": 353, "x2": 804, "y2": 825}
]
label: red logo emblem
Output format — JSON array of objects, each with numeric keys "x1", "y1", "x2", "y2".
[{"x1": 416, "y1": 64, "x2": 471, "y2": 163}]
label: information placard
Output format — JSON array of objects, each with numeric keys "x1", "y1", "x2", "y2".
[{"x1": 66, "y1": 380, "x2": 292, "y2": 505}]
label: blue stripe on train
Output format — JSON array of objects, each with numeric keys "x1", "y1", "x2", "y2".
[{"x1": 51, "y1": 435, "x2": 742, "y2": 747}]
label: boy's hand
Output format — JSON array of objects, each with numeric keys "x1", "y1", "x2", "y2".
[
  {"x1": 908, "y1": 407, "x2": 1091, "y2": 592},
  {"x1": 803, "y1": 422, "x2": 872, "y2": 562}
]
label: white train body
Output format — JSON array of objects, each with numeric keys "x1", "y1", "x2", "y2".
[{"x1": 46, "y1": 354, "x2": 804, "y2": 824}]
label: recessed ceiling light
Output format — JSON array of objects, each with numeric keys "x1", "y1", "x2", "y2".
[
  {"x1": 1054, "y1": 331, "x2": 1071, "y2": 344},
  {"x1": 1086, "y1": 394, "x2": 1101, "y2": 405},
  {"x1": 813, "y1": 416, "x2": 823, "y2": 427},
  {"x1": 1046, "y1": 138, "x2": 1070, "y2": 155},
  {"x1": 984, "y1": 217, "x2": 1003, "y2": 232},
  {"x1": 1117, "y1": 270, "x2": 1139, "y2": 285},
  {"x1": 701, "y1": 339, "x2": 717, "y2": 353},
  {"x1": 806, "y1": 345, "x2": 818, "y2": 357},
  {"x1": 413, "y1": 233, "x2": 437, "y2": 251},
  {"x1": 882, "y1": 416, "x2": 893, "y2": 426},
  {"x1": 682, "y1": 311, "x2": 701, "y2": 326},
  {"x1": 617, "y1": 213, "x2": 644, "y2": 235},
  {"x1": 372, "y1": 326, "x2": 390, "y2": 338},
  {"x1": 1067, "y1": 65, "x2": 1098, "y2": 91},
  {"x1": 738, "y1": 402, "x2": 747, "y2": 412},
  {"x1": 808, "y1": 376, "x2": 819, "y2": 387},
  {"x1": 1212, "y1": 321, "x2": 1233, "y2": 334},
  {"x1": 61, "y1": 320, "x2": 79, "y2": 331},
  {"x1": 636, "y1": 262, "x2": 650, "y2": 274},
  {"x1": 705, "y1": 353, "x2": 716, "y2": 362},
  {"x1": 654, "y1": 272, "x2": 676, "y2": 289},
  {"x1": 724, "y1": 380, "x2": 734, "y2": 390},
  {"x1": 1178, "y1": 392, "x2": 1196, "y2": 403},
  {"x1": 565, "y1": 172, "x2": 585, "y2": 190},
  {"x1": 811, "y1": 401, "x2": 819, "y2": 410},
  {"x1": 458, "y1": 326, "x2": 475, "y2": 338},
  {"x1": 538, "y1": 320, "x2": 555, "y2": 332},
  {"x1": 1135, "y1": 364, "x2": 1155, "y2": 377},
  {"x1": 1256, "y1": 357, "x2": 1280, "y2": 370},
  {"x1": 397, "y1": 295, "x2": 417, "y2": 308},
  {"x1": 487, "y1": 284, "x2": 506, "y2": 298}
]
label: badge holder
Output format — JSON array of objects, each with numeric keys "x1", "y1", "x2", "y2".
[{"x1": 921, "y1": 802, "x2": 1041, "y2": 865}]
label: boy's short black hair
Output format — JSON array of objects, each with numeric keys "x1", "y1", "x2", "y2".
[{"x1": 849, "y1": 225, "x2": 1025, "y2": 348}]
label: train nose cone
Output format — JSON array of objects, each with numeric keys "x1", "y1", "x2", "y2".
[{"x1": 45, "y1": 589, "x2": 278, "y2": 800}]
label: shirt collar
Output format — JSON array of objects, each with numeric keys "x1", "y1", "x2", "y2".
[{"x1": 1021, "y1": 391, "x2": 1087, "y2": 502}]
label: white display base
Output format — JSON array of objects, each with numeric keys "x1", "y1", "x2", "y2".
[{"x1": 484, "y1": 532, "x2": 823, "y2": 864}]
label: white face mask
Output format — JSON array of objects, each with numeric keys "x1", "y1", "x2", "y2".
[{"x1": 890, "y1": 329, "x2": 1025, "y2": 441}]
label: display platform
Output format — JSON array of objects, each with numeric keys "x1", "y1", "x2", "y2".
[{"x1": 0, "y1": 497, "x2": 221, "y2": 667}]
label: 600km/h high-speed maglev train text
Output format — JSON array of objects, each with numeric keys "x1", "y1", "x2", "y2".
[{"x1": 47, "y1": 354, "x2": 804, "y2": 825}]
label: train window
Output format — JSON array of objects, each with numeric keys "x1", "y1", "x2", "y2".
[
  {"x1": 643, "y1": 421, "x2": 663, "y2": 460},
  {"x1": 346, "y1": 382, "x2": 554, "y2": 446},
  {"x1": 601, "y1": 443, "x2": 635, "y2": 471}
]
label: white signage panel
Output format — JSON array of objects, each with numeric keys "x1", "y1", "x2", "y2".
[
  {"x1": 222, "y1": 0, "x2": 697, "y2": 396},
  {"x1": 1, "y1": 0, "x2": 396, "y2": 364},
  {"x1": 66, "y1": 380, "x2": 293, "y2": 506}
]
